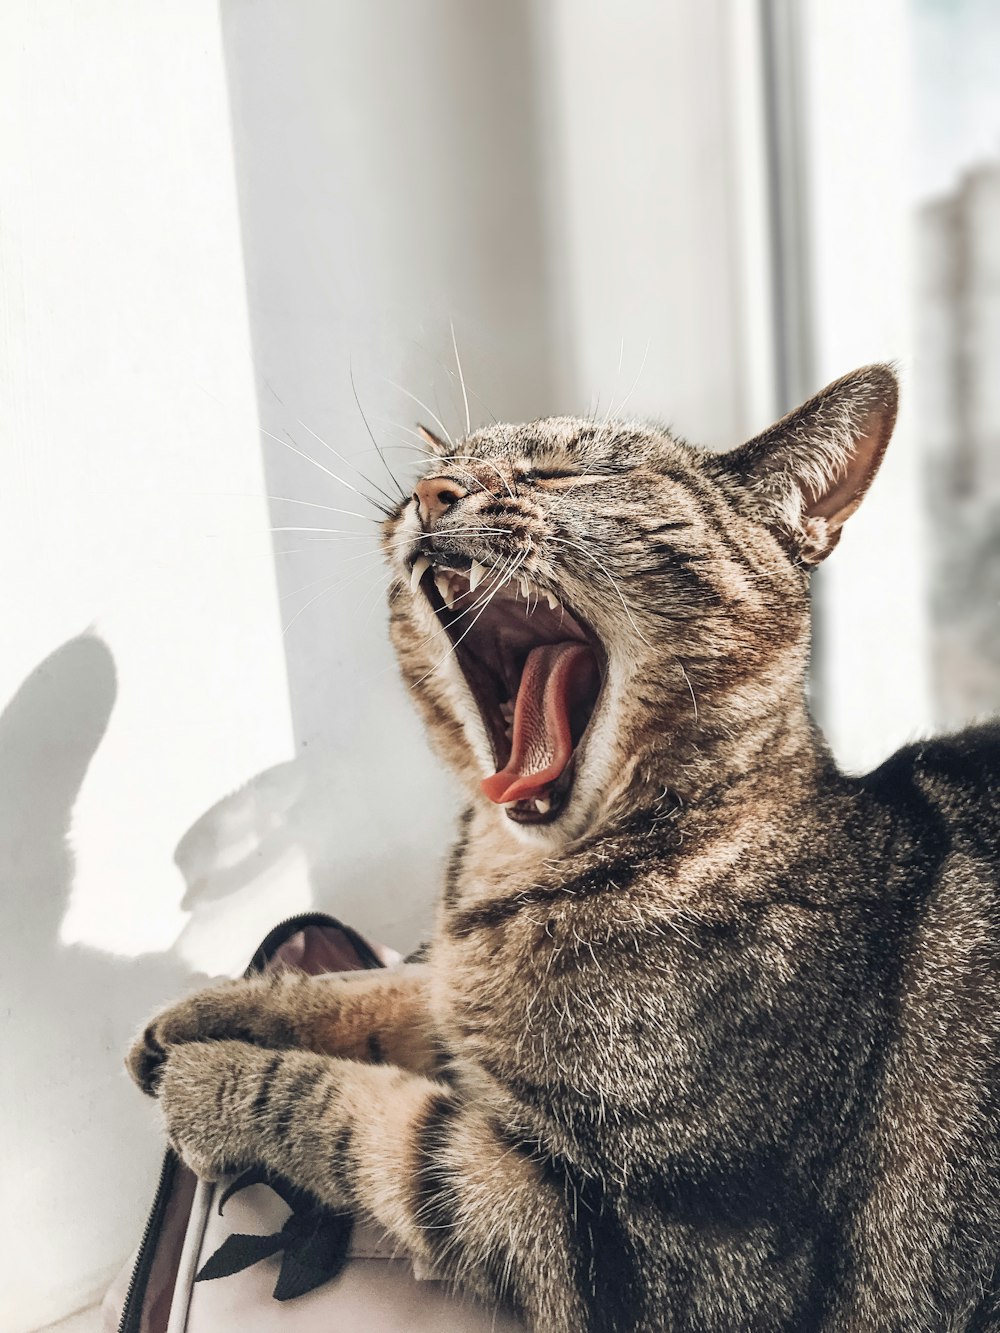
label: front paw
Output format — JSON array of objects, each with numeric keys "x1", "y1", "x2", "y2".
[
  {"x1": 126, "y1": 977, "x2": 285, "y2": 1096},
  {"x1": 158, "y1": 1040, "x2": 266, "y2": 1181}
]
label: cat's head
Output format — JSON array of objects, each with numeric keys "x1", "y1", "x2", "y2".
[{"x1": 383, "y1": 365, "x2": 898, "y2": 846}]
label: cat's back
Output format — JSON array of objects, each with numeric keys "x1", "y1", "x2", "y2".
[
  {"x1": 842, "y1": 722, "x2": 1000, "y2": 1327},
  {"x1": 862, "y1": 719, "x2": 1000, "y2": 871}
]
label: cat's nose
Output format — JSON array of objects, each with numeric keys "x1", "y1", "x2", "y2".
[{"x1": 413, "y1": 475, "x2": 468, "y2": 527}]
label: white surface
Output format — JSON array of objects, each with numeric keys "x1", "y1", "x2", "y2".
[
  {"x1": 0, "y1": 3, "x2": 300, "y2": 1328},
  {"x1": 39, "y1": 1307, "x2": 102, "y2": 1333}
]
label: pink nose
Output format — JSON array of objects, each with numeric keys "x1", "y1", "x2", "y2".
[{"x1": 413, "y1": 475, "x2": 468, "y2": 527}]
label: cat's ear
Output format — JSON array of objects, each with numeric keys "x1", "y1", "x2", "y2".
[
  {"x1": 717, "y1": 364, "x2": 899, "y2": 564},
  {"x1": 416, "y1": 423, "x2": 451, "y2": 458}
]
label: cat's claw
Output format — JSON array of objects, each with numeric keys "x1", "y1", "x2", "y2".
[
  {"x1": 125, "y1": 977, "x2": 282, "y2": 1097},
  {"x1": 127, "y1": 1023, "x2": 170, "y2": 1097}
]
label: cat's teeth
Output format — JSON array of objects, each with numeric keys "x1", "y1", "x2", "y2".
[
  {"x1": 533, "y1": 796, "x2": 552, "y2": 814},
  {"x1": 435, "y1": 570, "x2": 457, "y2": 609},
  {"x1": 469, "y1": 560, "x2": 489, "y2": 593},
  {"x1": 518, "y1": 576, "x2": 531, "y2": 599},
  {"x1": 409, "y1": 555, "x2": 431, "y2": 593},
  {"x1": 545, "y1": 591, "x2": 560, "y2": 611}
]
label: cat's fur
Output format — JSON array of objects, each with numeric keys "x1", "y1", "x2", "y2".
[{"x1": 128, "y1": 365, "x2": 1000, "y2": 1331}]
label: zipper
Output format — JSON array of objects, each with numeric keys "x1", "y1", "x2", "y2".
[
  {"x1": 117, "y1": 910, "x2": 381, "y2": 1332},
  {"x1": 116, "y1": 1149, "x2": 178, "y2": 1333}
]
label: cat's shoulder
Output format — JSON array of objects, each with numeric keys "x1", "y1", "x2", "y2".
[{"x1": 861, "y1": 720, "x2": 1000, "y2": 828}]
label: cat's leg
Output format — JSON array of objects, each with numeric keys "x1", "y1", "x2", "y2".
[
  {"x1": 156, "y1": 1038, "x2": 586, "y2": 1333},
  {"x1": 128, "y1": 964, "x2": 441, "y2": 1093}
]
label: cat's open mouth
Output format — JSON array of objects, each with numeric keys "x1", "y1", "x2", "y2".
[{"x1": 409, "y1": 554, "x2": 605, "y2": 825}]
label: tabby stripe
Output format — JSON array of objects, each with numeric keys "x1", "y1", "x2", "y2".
[
  {"x1": 411, "y1": 1093, "x2": 460, "y2": 1248},
  {"x1": 329, "y1": 1122, "x2": 355, "y2": 1189},
  {"x1": 541, "y1": 1155, "x2": 645, "y2": 1333},
  {"x1": 250, "y1": 1053, "x2": 284, "y2": 1119},
  {"x1": 443, "y1": 806, "x2": 473, "y2": 909},
  {"x1": 662, "y1": 467, "x2": 769, "y2": 581},
  {"x1": 446, "y1": 855, "x2": 639, "y2": 938},
  {"x1": 273, "y1": 1066, "x2": 320, "y2": 1145},
  {"x1": 312, "y1": 1071, "x2": 339, "y2": 1125},
  {"x1": 366, "y1": 1032, "x2": 385, "y2": 1064}
]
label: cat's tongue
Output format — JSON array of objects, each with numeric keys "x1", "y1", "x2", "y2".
[{"x1": 481, "y1": 642, "x2": 597, "y2": 805}]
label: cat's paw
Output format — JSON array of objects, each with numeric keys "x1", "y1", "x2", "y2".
[
  {"x1": 157, "y1": 1040, "x2": 263, "y2": 1181},
  {"x1": 126, "y1": 977, "x2": 284, "y2": 1096}
]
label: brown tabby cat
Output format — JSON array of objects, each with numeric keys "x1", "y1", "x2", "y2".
[{"x1": 128, "y1": 365, "x2": 1000, "y2": 1331}]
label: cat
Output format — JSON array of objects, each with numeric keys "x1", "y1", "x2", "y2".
[{"x1": 128, "y1": 364, "x2": 1000, "y2": 1331}]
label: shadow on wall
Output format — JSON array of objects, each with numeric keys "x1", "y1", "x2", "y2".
[
  {"x1": 1, "y1": 635, "x2": 441, "y2": 1329},
  {"x1": 173, "y1": 750, "x2": 443, "y2": 975},
  {"x1": 0, "y1": 636, "x2": 196, "y2": 1332}
]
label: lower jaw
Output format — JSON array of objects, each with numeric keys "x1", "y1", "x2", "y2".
[{"x1": 499, "y1": 758, "x2": 576, "y2": 826}]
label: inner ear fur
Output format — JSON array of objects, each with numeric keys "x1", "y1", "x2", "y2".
[
  {"x1": 716, "y1": 364, "x2": 899, "y2": 564},
  {"x1": 416, "y1": 423, "x2": 451, "y2": 458}
]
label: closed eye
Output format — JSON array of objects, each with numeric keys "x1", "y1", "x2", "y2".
[{"x1": 520, "y1": 470, "x2": 617, "y2": 487}]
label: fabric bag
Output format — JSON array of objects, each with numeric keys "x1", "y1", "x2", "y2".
[{"x1": 102, "y1": 912, "x2": 523, "y2": 1332}]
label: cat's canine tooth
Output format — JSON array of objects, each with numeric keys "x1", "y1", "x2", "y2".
[
  {"x1": 545, "y1": 591, "x2": 560, "y2": 611},
  {"x1": 409, "y1": 555, "x2": 431, "y2": 594},
  {"x1": 533, "y1": 796, "x2": 552, "y2": 814},
  {"x1": 519, "y1": 576, "x2": 531, "y2": 599},
  {"x1": 435, "y1": 570, "x2": 456, "y2": 609},
  {"x1": 469, "y1": 560, "x2": 489, "y2": 592}
]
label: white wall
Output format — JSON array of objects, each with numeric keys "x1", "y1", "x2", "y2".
[
  {"x1": 540, "y1": 0, "x2": 766, "y2": 444},
  {"x1": 216, "y1": 0, "x2": 562, "y2": 955},
  {"x1": 800, "y1": 0, "x2": 933, "y2": 772},
  {"x1": 0, "y1": 3, "x2": 299, "y2": 1326}
]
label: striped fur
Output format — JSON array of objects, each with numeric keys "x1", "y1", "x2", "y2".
[{"x1": 129, "y1": 366, "x2": 1000, "y2": 1330}]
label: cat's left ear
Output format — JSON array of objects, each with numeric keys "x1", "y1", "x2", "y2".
[
  {"x1": 716, "y1": 364, "x2": 898, "y2": 564},
  {"x1": 416, "y1": 423, "x2": 451, "y2": 458}
]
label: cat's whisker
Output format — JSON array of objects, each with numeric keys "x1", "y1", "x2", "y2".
[
  {"x1": 280, "y1": 546, "x2": 395, "y2": 599},
  {"x1": 373, "y1": 416, "x2": 432, "y2": 446},
  {"x1": 408, "y1": 551, "x2": 522, "y2": 663},
  {"x1": 258, "y1": 424, "x2": 393, "y2": 516},
  {"x1": 439, "y1": 367, "x2": 500, "y2": 426},
  {"x1": 601, "y1": 334, "x2": 627, "y2": 425},
  {"x1": 450, "y1": 318, "x2": 472, "y2": 438},
  {"x1": 281, "y1": 558, "x2": 395, "y2": 636},
  {"x1": 269, "y1": 525, "x2": 385, "y2": 537},
  {"x1": 384, "y1": 378, "x2": 456, "y2": 448},
  {"x1": 407, "y1": 551, "x2": 527, "y2": 692},
  {"x1": 192, "y1": 490, "x2": 378, "y2": 523},
  {"x1": 294, "y1": 415, "x2": 399, "y2": 510},
  {"x1": 545, "y1": 534, "x2": 649, "y2": 645},
  {"x1": 410, "y1": 553, "x2": 525, "y2": 657},
  {"x1": 348, "y1": 363, "x2": 409, "y2": 501},
  {"x1": 675, "y1": 659, "x2": 700, "y2": 725},
  {"x1": 607, "y1": 336, "x2": 651, "y2": 423}
]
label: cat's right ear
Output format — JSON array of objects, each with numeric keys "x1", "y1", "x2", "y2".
[
  {"x1": 416, "y1": 423, "x2": 451, "y2": 458},
  {"x1": 716, "y1": 364, "x2": 899, "y2": 564}
]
